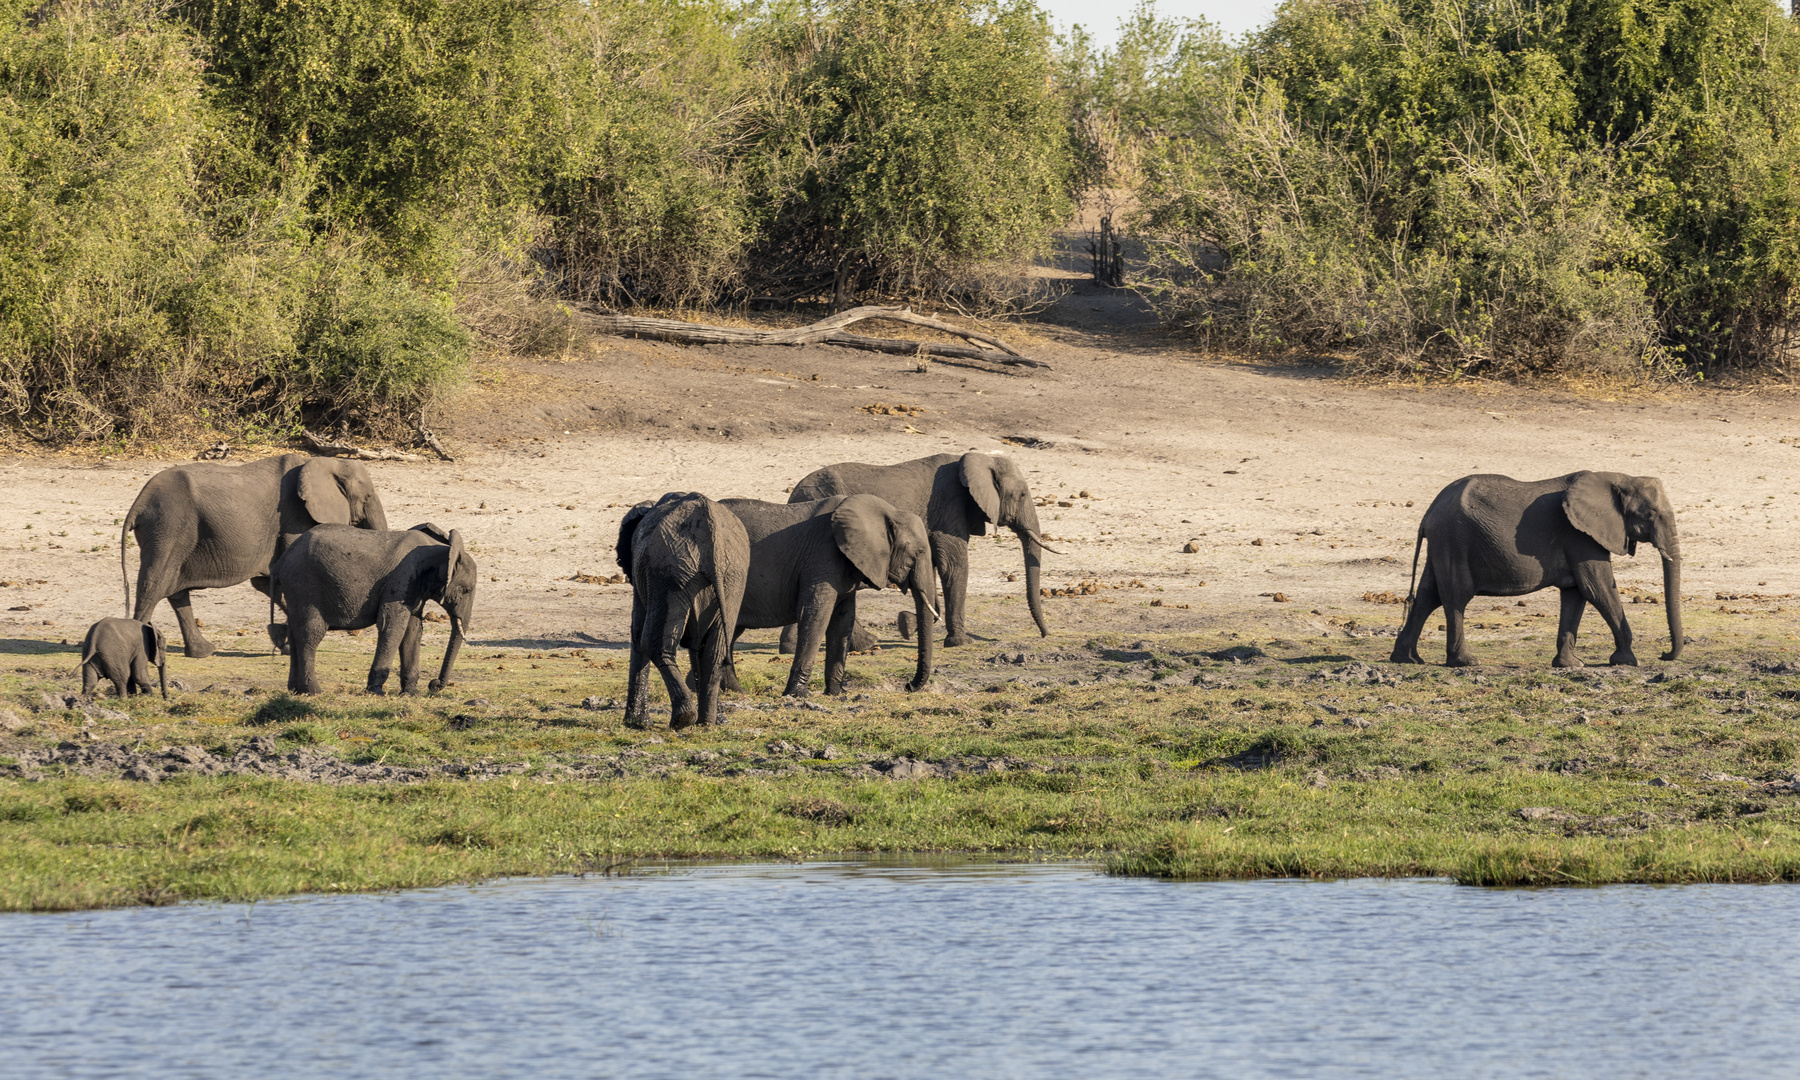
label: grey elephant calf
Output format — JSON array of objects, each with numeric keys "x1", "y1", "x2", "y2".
[
  {"x1": 1392, "y1": 471, "x2": 1683, "y2": 668},
  {"x1": 271, "y1": 524, "x2": 477, "y2": 695},
  {"x1": 616, "y1": 492, "x2": 750, "y2": 731},
  {"x1": 80, "y1": 617, "x2": 167, "y2": 698}
]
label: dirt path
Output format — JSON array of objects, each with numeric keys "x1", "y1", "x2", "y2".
[{"x1": 5, "y1": 254, "x2": 1800, "y2": 664}]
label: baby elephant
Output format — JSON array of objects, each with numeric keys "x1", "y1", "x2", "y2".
[
  {"x1": 80, "y1": 617, "x2": 167, "y2": 698},
  {"x1": 271, "y1": 523, "x2": 477, "y2": 695}
]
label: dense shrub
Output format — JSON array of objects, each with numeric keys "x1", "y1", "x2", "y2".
[
  {"x1": 751, "y1": 0, "x2": 1075, "y2": 303},
  {"x1": 1118, "y1": 0, "x2": 1800, "y2": 377}
]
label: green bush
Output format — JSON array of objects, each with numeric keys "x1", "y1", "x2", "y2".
[
  {"x1": 1116, "y1": 0, "x2": 1800, "y2": 377},
  {"x1": 752, "y1": 0, "x2": 1075, "y2": 302}
]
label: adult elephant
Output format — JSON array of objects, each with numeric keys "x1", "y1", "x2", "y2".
[
  {"x1": 1390, "y1": 471, "x2": 1683, "y2": 668},
  {"x1": 718, "y1": 494, "x2": 939, "y2": 697},
  {"x1": 616, "y1": 492, "x2": 750, "y2": 731},
  {"x1": 122, "y1": 454, "x2": 388, "y2": 657},
  {"x1": 785, "y1": 452, "x2": 1053, "y2": 650}
]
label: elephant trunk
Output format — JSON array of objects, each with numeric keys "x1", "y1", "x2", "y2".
[
  {"x1": 1661, "y1": 553, "x2": 1684, "y2": 662},
  {"x1": 363, "y1": 495, "x2": 389, "y2": 532},
  {"x1": 157, "y1": 654, "x2": 167, "y2": 700},
  {"x1": 906, "y1": 561, "x2": 938, "y2": 692},
  {"x1": 1012, "y1": 509, "x2": 1049, "y2": 638},
  {"x1": 432, "y1": 621, "x2": 464, "y2": 693}
]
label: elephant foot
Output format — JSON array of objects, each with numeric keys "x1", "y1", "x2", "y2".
[
  {"x1": 428, "y1": 679, "x2": 446, "y2": 693},
  {"x1": 365, "y1": 686, "x2": 388, "y2": 696},
  {"x1": 1447, "y1": 654, "x2": 1480, "y2": 668},
  {"x1": 905, "y1": 677, "x2": 930, "y2": 693},
  {"x1": 670, "y1": 711, "x2": 698, "y2": 731},
  {"x1": 183, "y1": 639, "x2": 217, "y2": 659},
  {"x1": 944, "y1": 632, "x2": 974, "y2": 648},
  {"x1": 1389, "y1": 648, "x2": 1420, "y2": 665},
  {"x1": 720, "y1": 670, "x2": 743, "y2": 694},
  {"x1": 1552, "y1": 653, "x2": 1584, "y2": 669},
  {"x1": 623, "y1": 712, "x2": 652, "y2": 731},
  {"x1": 1609, "y1": 650, "x2": 1639, "y2": 667}
]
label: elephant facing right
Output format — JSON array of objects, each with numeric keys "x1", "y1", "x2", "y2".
[{"x1": 1391, "y1": 471, "x2": 1683, "y2": 668}]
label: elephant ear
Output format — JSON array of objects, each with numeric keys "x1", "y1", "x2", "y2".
[
  {"x1": 442, "y1": 530, "x2": 464, "y2": 604},
  {"x1": 1564, "y1": 472, "x2": 1629, "y2": 556},
  {"x1": 831, "y1": 495, "x2": 893, "y2": 589},
  {"x1": 297, "y1": 458, "x2": 352, "y2": 525},
  {"x1": 410, "y1": 522, "x2": 452, "y2": 543},
  {"x1": 960, "y1": 453, "x2": 1002, "y2": 523},
  {"x1": 616, "y1": 503, "x2": 653, "y2": 578},
  {"x1": 141, "y1": 623, "x2": 165, "y2": 666}
]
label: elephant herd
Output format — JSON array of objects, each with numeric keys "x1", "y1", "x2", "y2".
[{"x1": 75, "y1": 449, "x2": 1686, "y2": 732}]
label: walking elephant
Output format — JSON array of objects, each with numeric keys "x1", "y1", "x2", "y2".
[
  {"x1": 615, "y1": 492, "x2": 750, "y2": 731},
  {"x1": 122, "y1": 454, "x2": 388, "y2": 657},
  {"x1": 1390, "y1": 471, "x2": 1683, "y2": 668},
  {"x1": 785, "y1": 452, "x2": 1053, "y2": 651},
  {"x1": 718, "y1": 494, "x2": 939, "y2": 698},
  {"x1": 80, "y1": 617, "x2": 167, "y2": 699},
  {"x1": 269, "y1": 523, "x2": 475, "y2": 695}
]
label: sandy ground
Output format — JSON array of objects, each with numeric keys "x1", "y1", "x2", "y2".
[{"x1": 6, "y1": 247, "x2": 1800, "y2": 667}]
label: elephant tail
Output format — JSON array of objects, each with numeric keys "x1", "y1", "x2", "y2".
[
  {"x1": 119, "y1": 491, "x2": 149, "y2": 618},
  {"x1": 1404, "y1": 527, "x2": 1425, "y2": 614}
]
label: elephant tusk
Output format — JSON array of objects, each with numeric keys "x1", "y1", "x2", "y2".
[
  {"x1": 923, "y1": 601, "x2": 940, "y2": 623},
  {"x1": 1026, "y1": 530, "x2": 1064, "y2": 555}
]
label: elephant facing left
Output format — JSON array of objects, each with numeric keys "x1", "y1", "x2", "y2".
[{"x1": 122, "y1": 454, "x2": 388, "y2": 658}]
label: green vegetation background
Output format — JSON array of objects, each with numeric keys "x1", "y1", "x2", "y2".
[{"x1": 5, "y1": 0, "x2": 1800, "y2": 441}]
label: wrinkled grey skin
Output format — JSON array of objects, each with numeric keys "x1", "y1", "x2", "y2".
[
  {"x1": 786, "y1": 452, "x2": 1049, "y2": 650},
  {"x1": 123, "y1": 454, "x2": 388, "y2": 658},
  {"x1": 615, "y1": 492, "x2": 750, "y2": 731},
  {"x1": 81, "y1": 617, "x2": 167, "y2": 699},
  {"x1": 718, "y1": 494, "x2": 938, "y2": 697},
  {"x1": 1391, "y1": 472, "x2": 1683, "y2": 668},
  {"x1": 270, "y1": 523, "x2": 476, "y2": 695}
]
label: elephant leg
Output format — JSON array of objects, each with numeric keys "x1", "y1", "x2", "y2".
[
  {"x1": 696, "y1": 620, "x2": 728, "y2": 726},
  {"x1": 844, "y1": 592, "x2": 878, "y2": 653},
  {"x1": 1553, "y1": 587, "x2": 1587, "y2": 668},
  {"x1": 398, "y1": 613, "x2": 426, "y2": 694},
  {"x1": 288, "y1": 610, "x2": 327, "y2": 695},
  {"x1": 778, "y1": 623, "x2": 799, "y2": 655},
  {"x1": 624, "y1": 594, "x2": 654, "y2": 730},
  {"x1": 651, "y1": 591, "x2": 698, "y2": 730},
  {"x1": 168, "y1": 590, "x2": 215, "y2": 659},
  {"x1": 252, "y1": 576, "x2": 290, "y2": 654},
  {"x1": 1390, "y1": 568, "x2": 1441, "y2": 664},
  {"x1": 130, "y1": 655, "x2": 155, "y2": 696},
  {"x1": 936, "y1": 535, "x2": 973, "y2": 648},
  {"x1": 81, "y1": 662, "x2": 99, "y2": 698},
  {"x1": 824, "y1": 595, "x2": 855, "y2": 696},
  {"x1": 784, "y1": 585, "x2": 837, "y2": 698},
  {"x1": 367, "y1": 603, "x2": 410, "y2": 694},
  {"x1": 1577, "y1": 562, "x2": 1636, "y2": 666},
  {"x1": 719, "y1": 627, "x2": 744, "y2": 694}
]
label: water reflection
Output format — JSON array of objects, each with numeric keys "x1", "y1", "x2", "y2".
[{"x1": 3, "y1": 862, "x2": 1795, "y2": 1078}]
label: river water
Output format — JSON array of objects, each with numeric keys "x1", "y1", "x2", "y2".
[{"x1": 3, "y1": 860, "x2": 1795, "y2": 1078}]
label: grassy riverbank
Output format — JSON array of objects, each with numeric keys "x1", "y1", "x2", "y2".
[{"x1": 4, "y1": 609, "x2": 1800, "y2": 910}]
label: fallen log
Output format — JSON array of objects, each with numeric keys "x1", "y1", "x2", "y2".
[
  {"x1": 301, "y1": 431, "x2": 425, "y2": 462},
  {"x1": 574, "y1": 305, "x2": 1048, "y2": 369}
]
